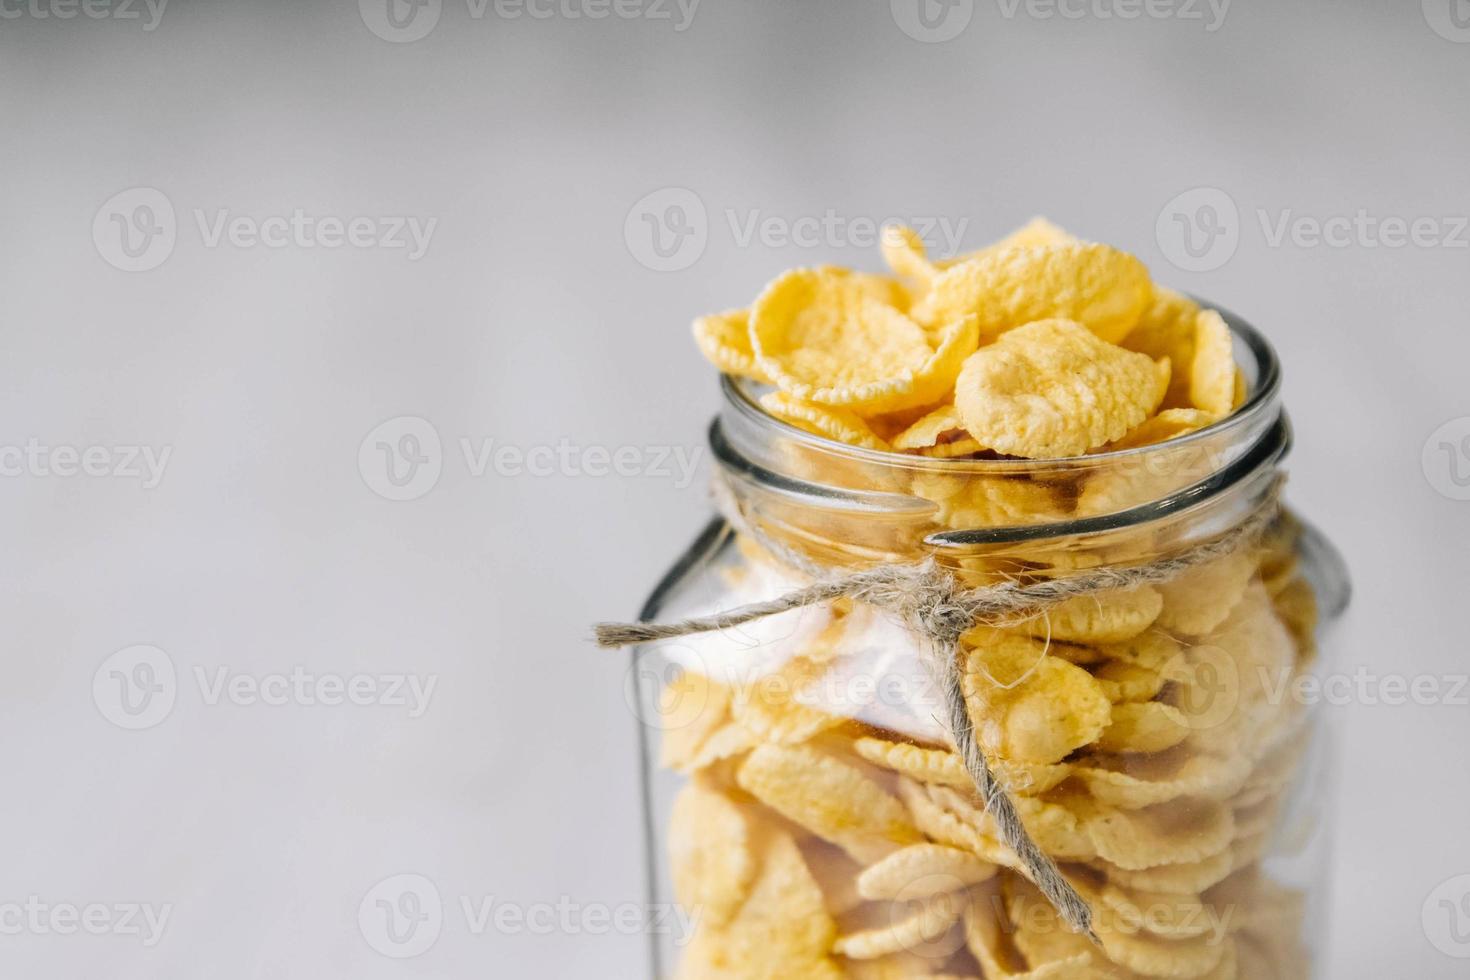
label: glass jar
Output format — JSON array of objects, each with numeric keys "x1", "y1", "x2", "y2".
[{"x1": 627, "y1": 304, "x2": 1350, "y2": 979}]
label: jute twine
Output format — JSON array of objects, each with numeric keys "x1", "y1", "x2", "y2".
[{"x1": 595, "y1": 472, "x2": 1285, "y2": 944}]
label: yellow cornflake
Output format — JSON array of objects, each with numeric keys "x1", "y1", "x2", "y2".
[
  {"x1": 1094, "y1": 658, "x2": 1171, "y2": 704},
  {"x1": 759, "y1": 391, "x2": 891, "y2": 451},
  {"x1": 1096, "y1": 631, "x2": 1186, "y2": 672},
  {"x1": 930, "y1": 785, "x2": 1096, "y2": 861},
  {"x1": 962, "y1": 628, "x2": 1112, "y2": 765},
  {"x1": 913, "y1": 472, "x2": 1071, "y2": 530},
  {"x1": 885, "y1": 218, "x2": 1079, "y2": 289},
  {"x1": 916, "y1": 438, "x2": 987, "y2": 459},
  {"x1": 963, "y1": 883, "x2": 1094, "y2": 979},
  {"x1": 1100, "y1": 920, "x2": 1232, "y2": 979},
  {"x1": 691, "y1": 308, "x2": 771, "y2": 383},
  {"x1": 853, "y1": 736, "x2": 1072, "y2": 796},
  {"x1": 897, "y1": 778, "x2": 1002, "y2": 859},
  {"x1": 670, "y1": 780, "x2": 756, "y2": 927},
  {"x1": 1096, "y1": 849, "x2": 1237, "y2": 896},
  {"x1": 1079, "y1": 797, "x2": 1236, "y2": 871},
  {"x1": 1103, "y1": 407, "x2": 1219, "y2": 451},
  {"x1": 891, "y1": 404, "x2": 979, "y2": 452},
  {"x1": 677, "y1": 830, "x2": 843, "y2": 979},
  {"x1": 975, "y1": 216, "x2": 1079, "y2": 258},
  {"x1": 1165, "y1": 586, "x2": 1298, "y2": 758},
  {"x1": 947, "y1": 217, "x2": 1080, "y2": 271},
  {"x1": 1156, "y1": 549, "x2": 1259, "y2": 637},
  {"x1": 841, "y1": 951, "x2": 969, "y2": 979},
  {"x1": 752, "y1": 267, "x2": 980, "y2": 412},
  {"x1": 953, "y1": 319, "x2": 1170, "y2": 458},
  {"x1": 1096, "y1": 701, "x2": 1191, "y2": 754},
  {"x1": 736, "y1": 743, "x2": 922, "y2": 863},
  {"x1": 1013, "y1": 585, "x2": 1164, "y2": 645},
  {"x1": 1232, "y1": 796, "x2": 1283, "y2": 840},
  {"x1": 1016, "y1": 864, "x2": 1241, "y2": 980},
  {"x1": 1190, "y1": 309, "x2": 1237, "y2": 416},
  {"x1": 801, "y1": 838, "x2": 867, "y2": 917},
  {"x1": 1121, "y1": 286, "x2": 1201, "y2": 410},
  {"x1": 1094, "y1": 881, "x2": 1216, "y2": 940},
  {"x1": 891, "y1": 403, "x2": 989, "y2": 458},
  {"x1": 731, "y1": 655, "x2": 846, "y2": 745},
  {"x1": 1001, "y1": 879, "x2": 1103, "y2": 971},
  {"x1": 856, "y1": 843, "x2": 998, "y2": 901},
  {"x1": 679, "y1": 721, "x2": 758, "y2": 774},
  {"x1": 1076, "y1": 747, "x2": 1254, "y2": 810},
  {"x1": 833, "y1": 889, "x2": 966, "y2": 960},
  {"x1": 880, "y1": 225, "x2": 940, "y2": 297},
  {"x1": 915, "y1": 242, "x2": 1152, "y2": 344},
  {"x1": 1272, "y1": 575, "x2": 1320, "y2": 661},
  {"x1": 658, "y1": 669, "x2": 739, "y2": 773},
  {"x1": 1232, "y1": 368, "x2": 1249, "y2": 409}
]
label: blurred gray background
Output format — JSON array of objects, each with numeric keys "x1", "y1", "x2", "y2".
[{"x1": 1, "y1": 1, "x2": 1468, "y2": 976}]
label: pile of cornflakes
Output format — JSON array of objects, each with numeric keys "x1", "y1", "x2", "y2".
[
  {"x1": 694, "y1": 218, "x2": 1244, "y2": 464},
  {"x1": 665, "y1": 221, "x2": 1320, "y2": 978}
]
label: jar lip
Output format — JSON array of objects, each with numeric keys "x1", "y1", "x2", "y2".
[
  {"x1": 721, "y1": 296, "x2": 1282, "y2": 471},
  {"x1": 708, "y1": 411, "x2": 1292, "y2": 545}
]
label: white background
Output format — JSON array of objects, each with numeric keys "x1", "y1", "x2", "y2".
[{"x1": 1, "y1": 1, "x2": 1468, "y2": 976}]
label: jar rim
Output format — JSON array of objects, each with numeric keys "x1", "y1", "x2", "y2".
[
  {"x1": 720, "y1": 295, "x2": 1281, "y2": 470},
  {"x1": 712, "y1": 298, "x2": 1290, "y2": 545}
]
